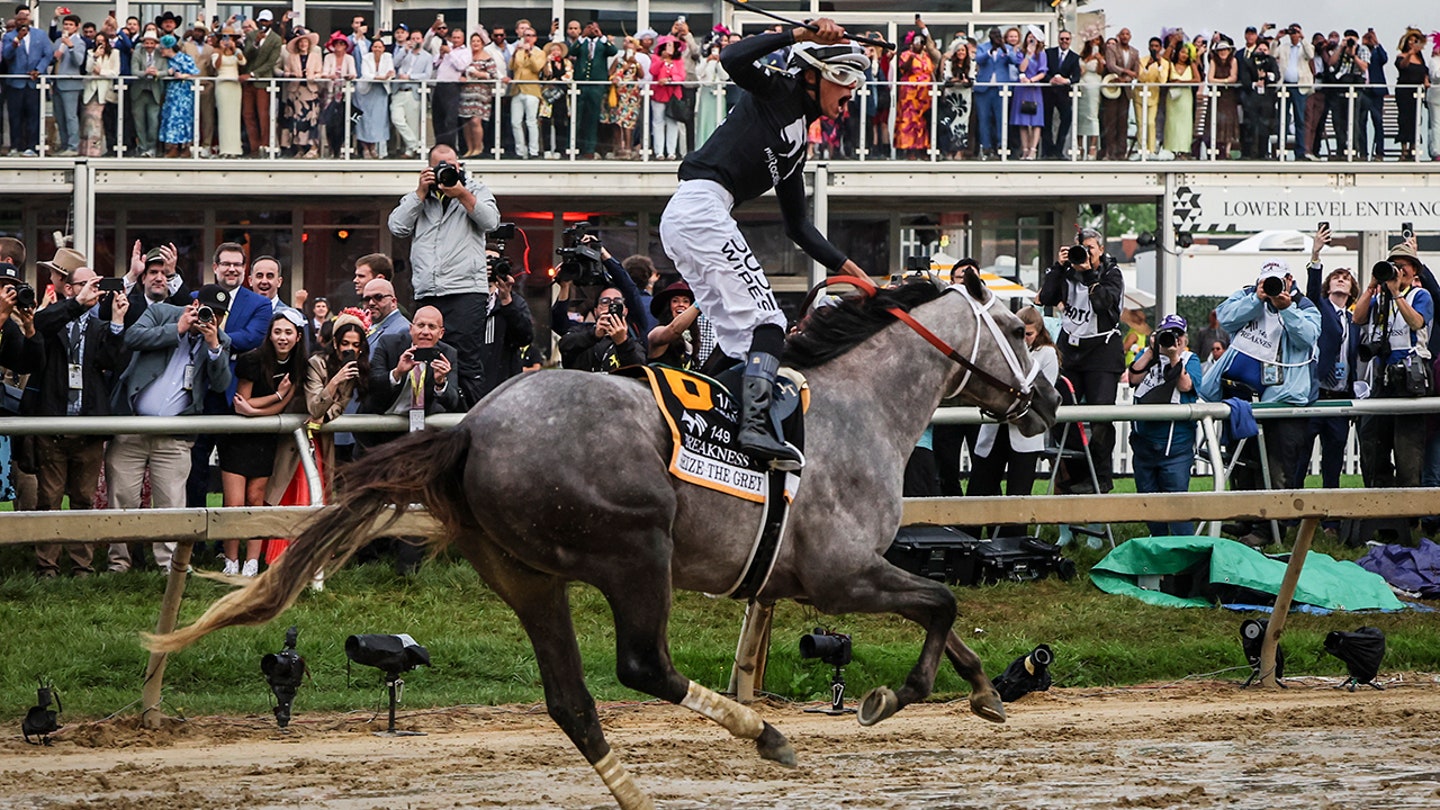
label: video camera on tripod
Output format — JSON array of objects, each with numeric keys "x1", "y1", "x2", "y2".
[{"x1": 555, "y1": 221, "x2": 607, "y2": 287}]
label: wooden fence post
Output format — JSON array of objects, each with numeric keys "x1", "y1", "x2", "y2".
[
  {"x1": 1258, "y1": 518, "x2": 1319, "y2": 688},
  {"x1": 141, "y1": 541, "x2": 194, "y2": 728}
]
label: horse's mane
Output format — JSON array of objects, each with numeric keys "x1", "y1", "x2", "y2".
[{"x1": 783, "y1": 279, "x2": 948, "y2": 369}]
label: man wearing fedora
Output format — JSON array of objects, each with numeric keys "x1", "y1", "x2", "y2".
[
  {"x1": 27, "y1": 249, "x2": 128, "y2": 578},
  {"x1": 242, "y1": 10, "x2": 284, "y2": 156},
  {"x1": 109, "y1": 279, "x2": 233, "y2": 573}
]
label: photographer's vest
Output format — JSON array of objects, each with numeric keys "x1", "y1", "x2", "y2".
[
  {"x1": 1133, "y1": 350, "x2": 1195, "y2": 455},
  {"x1": 1380, "y1": 287, "x2": 1432, "y2": 364},
  {"x1": 1225, "y1": 304, "x2": 1288, "y2": 392},
  {"x1": 1061, "y1": 281, "x2": 1119, "y2": 345}
]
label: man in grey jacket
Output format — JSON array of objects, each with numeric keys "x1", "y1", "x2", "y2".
[
  {"x1": 387, "y1": 143, "x2": 501, "y2": 408},
  {"x1": 107, "y1": 278, "x2": 233, "y2": 572},
  {"x1": 52, "y1": 14, "x2": 86, "y2": 156}
]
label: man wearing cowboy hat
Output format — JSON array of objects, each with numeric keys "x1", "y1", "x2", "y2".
[
  {"x1": 391, "y1": 29, "x2": 433, "y2": 159},
  {"x1": 241, "y1": 9, "x2": 284, "y2": 156},
  {"x1": 27, "y1": 249, "x2": 129, "y2": 578}
]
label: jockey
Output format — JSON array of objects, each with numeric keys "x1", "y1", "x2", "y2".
[{"x1": 660, "y1": 18, "x2": 871, "y2": 471}]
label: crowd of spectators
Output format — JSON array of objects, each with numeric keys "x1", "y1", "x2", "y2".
[{"x1": 3, "y1": 8, "x2": 1438, "y2": 160}]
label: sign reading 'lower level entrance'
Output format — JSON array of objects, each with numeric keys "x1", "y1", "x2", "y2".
[{"x1": 1173, "y1": 184, "x2": 1440, "y2": 233}]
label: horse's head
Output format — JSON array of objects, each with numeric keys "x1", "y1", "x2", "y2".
[{"x1": 941, "y1": 268, "x2": 1059, "y2": 437}]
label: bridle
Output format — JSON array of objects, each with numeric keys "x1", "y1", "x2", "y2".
[{"x1": 800, "y1": 276, "x2": 1041, "y2": 421}]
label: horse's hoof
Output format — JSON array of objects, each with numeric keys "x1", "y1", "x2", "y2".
[
  {"x1": 856, "y1": 686, "x2": 900, "y2": 727},
  {"x1": 756, "y1": 721, "x2": 796, "y2": 767},
  {"x1": 970, "y1": 689, "x2": 1007, "y2": 724}
]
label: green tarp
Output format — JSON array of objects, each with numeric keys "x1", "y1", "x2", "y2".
[{"x1": 1091, "y1": 535, "x2": 1404, "y2": 612}]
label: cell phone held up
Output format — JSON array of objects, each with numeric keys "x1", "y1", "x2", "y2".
[
  {"x1": 98, "y1": 277, "x2": 126, "y2": 292},
  {"x1": 412, "y1": 346, "x2": 440, "y2": 363},
  {"x1": 607, "y1": 300, "x2": 624, "y2": 318}
]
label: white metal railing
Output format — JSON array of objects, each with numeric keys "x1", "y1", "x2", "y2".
[{"x1": 5, "y1": 74, "x2": 1432, "y2": 163}]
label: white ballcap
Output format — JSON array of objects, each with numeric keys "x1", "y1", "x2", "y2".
[
  {"x1": 256, "y1": 10, "x2": 273, "y2": 22},
  {"x1": 1257, "y1": 259, "x2": 1290, "y2": 280}
]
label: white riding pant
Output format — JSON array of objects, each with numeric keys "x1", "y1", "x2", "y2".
[{"x1": 660, "y1": 179, "x2": 786, "y2": 360}]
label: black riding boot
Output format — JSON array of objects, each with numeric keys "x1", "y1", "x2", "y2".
[{"x1": 739, "y1": 350, "x2": 804, "y2": 471}]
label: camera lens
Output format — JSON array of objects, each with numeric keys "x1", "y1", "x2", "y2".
[
  {"x1": 15, "y1": 283, "x2": 36, "y2": 309},
  {"x1": 1261, "y1": 276, "x2": 1283, "y2": 297},
  {"x1": 1157, "y1": 330, "x2": 1178, "y2": 349},
  {"x1": 1372, "y1": 261, "x2": 1397, "y2": 284},
  {"x1": 1066, "y1": 245, "x2": 1089, "y2": 265},
  {"x1": 197, "y1": 305, "x2": 215, "y2": 323}
]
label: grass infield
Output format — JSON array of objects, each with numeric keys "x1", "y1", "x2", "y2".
[{"x1": 2, "y1": 475, "x2": 1436, "y2": 722}]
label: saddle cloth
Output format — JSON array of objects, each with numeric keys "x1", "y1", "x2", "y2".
[{"x1": 627, "y1": 364, "x2": 807, "y2": 503}]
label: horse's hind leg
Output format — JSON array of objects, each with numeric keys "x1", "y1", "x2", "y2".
[
  {"x1": 600, "y1": 551, "x2": 797, "y2": 768},
  {"x1": 457, "y1": 540, "x2": 654, "y2": 810},
  {"x1": 945, "y1": 630, "x2": 1005, "y2": 723}
]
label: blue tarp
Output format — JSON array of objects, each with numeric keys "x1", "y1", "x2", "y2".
[{"x1": 1357, "y1": 539, "x2": 1440, "y2": 598}]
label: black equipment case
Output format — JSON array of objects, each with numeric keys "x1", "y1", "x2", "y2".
[{"x1": 885, "y1": 526, "x2": 1075, "y2": 586}]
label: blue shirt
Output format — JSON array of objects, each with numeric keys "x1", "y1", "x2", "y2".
[{"x1": 2, "y1": 28, "x2": 55, "y2": 89}]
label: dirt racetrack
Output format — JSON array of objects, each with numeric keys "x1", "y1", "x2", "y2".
[{"x1": 4, "y1": 677, "x2": 1439, "y2": 809}]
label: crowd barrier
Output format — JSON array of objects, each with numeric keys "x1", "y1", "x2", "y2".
[{"x1": 4, "y1": 73, "x2": 1435, "y2": 163}]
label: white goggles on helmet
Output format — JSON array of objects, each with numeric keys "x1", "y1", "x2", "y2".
[{"x1": 794, "y1": 48, "x2": 865, "y2": 88}]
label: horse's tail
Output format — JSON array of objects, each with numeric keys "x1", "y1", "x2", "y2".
[{"x1": 145, "y1": 427, "x2": 473, "y2": 653}]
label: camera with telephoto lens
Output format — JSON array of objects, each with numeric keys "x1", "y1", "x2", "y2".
[
  {"x1": 1261, "y1": 275, "x2": 1286, "y2": 297},
  {"x1": 13, "y1": 281, "x2": 36, "y2": 310},
  {"x1": 196, "y1": 305, "x2": 216, "y2": 324},
  {"x1": 1066, "y1": 244, "x2": 1089, "y2": 266},
  {"x1": 555, "y1": 221, "x2": 606, "y2": 286},
  {"x1": 799, "y1": 627, "x2": 852, "y2": 667},
  {"x1": 487, "y1": 222, "x2": 517, "y2": 280},
  {"x1": 1156, "y1": 328, "x2": 1181, "y2": 350},
  {"x1": 1372, "y1": 260, "x2": 1397, "y2": 285},
  {"x1": 432, "y1": 160, "x2": 464, "y2": 189}
]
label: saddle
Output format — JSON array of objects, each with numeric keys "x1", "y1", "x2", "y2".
[{"x1": 616, "y1": 363, "x2": 807, "y2": 600}]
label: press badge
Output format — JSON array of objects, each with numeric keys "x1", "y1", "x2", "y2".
[
  {"x1": 1261, "y1": 363, "x2": 1284, "y2": 387},
  {"x1": 408, "y1": 407, "x2": 425, "y2": 433},
  {"x1": 183, "y1": 364, "x2": 195, "y2": 391},
  {"x1": 1068, "y1": 332, "x2": 1080, "y2": 347},
  {"x1": 68, "y1": 363, "x2": 83, "y2": 389}
]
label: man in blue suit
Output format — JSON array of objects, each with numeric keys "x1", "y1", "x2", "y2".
[
  {"x1": 2, "y1": 16, "x2": 55, "y2": 155},
  {"x1": 185, "y1": 242, "x2": 274, "y2": 510},
  {"x1": 974, "y1": 27, "x2": 1018, "y2": 160}
]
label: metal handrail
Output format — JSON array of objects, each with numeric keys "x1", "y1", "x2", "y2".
[{"x1": 4, "y1": 72, "x2": 1429, "y2": 163}]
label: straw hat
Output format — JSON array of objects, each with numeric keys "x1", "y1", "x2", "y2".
[
  {"x1": 1100, "y1": 73, "x2": 1123, "y2": 99},
  {"x1": 287, "y1": 28, "x2": 320, "y2": 53},
  {"x1": 544, "y1": 40, "x2": 568, "y2": 58}
]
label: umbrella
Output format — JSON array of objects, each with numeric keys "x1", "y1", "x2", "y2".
[{"x1": 1323, "y1": 627, "x2": 1386, "y2": 691}]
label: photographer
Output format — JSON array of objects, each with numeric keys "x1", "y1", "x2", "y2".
[
  {"x1": 1352, "y1": 242, "x2": 1433, "y2": 493},
  {"x1": 26, "y1": 252, "x2": 128, "y2": 578},
  {"x1": 478, "y1": 249, "x2": 534, "y2": 397},
  {"x1": 557, "y1": 282, "x2": 648, "y2": 372},
  {"x1": 1237, "y1": 37, "x2": 1280, "y2": 159},
  {"x1": 1323, "y1": 29, "x2": 1369, "y2": 156},
  {"x1": 1295, "y1": 227, "x2": 1358, "y2": 513},
  {"x1": 387, "y1": 143, "x2": 502, "y2": 409},
  {"x1": 1199, "y1": 260, "x2": 1320, "y2": 547},
  {"x1": 1037, "y1": 227, "x2": 1125, "y2": 493},
  {"x1": 365, "y1": 306, "x2": 462, "y2": 420},
  {"x1": 108, "y1": 283, "x2": 233, "y2": 573},
  {"x1": 1126, "y1": 315, "x2": 1204, "y2": 537}
]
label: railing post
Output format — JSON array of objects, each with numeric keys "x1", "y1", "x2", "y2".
[
  {"x1": 268, "y1": 78, "x2": 279, "y2": 158},
  {"x1": 491, "y1": 75, "x2": 505, "y2": 160},
  {"x1": 342, "y1": 80, "x2": 353, "y2": 159},
  {"x1": 928, "y1": 80, "x2": 938, "y2": 162},
  {"x1": 999, "y1": 84, "x2": 1011, "y2": 160},
  {"x1": 641, "y1": 81, "x2": 652, "y2": 161},
  {"x1": 567, "y1": 79, "x2": 578, "y2": 160},
  {"x1": 116, "y1": 75, "x2": 127, "y2": 158},
  {"x1": 419, "y1": 80, "x2": 430, "y2": 155},
  {"x1": 38, "y1": 76, "x2": 49, "y2": 157},
  {"x1": 1208, "y1": 83, "x2": 1218, "y2": 160},
  {"x1": 857, "y1": 81, "x2": 869, "y2": 161},
  {"x1": 1069, "y1": 84, "x2": 1079, "y2": 160},
  {"x1": 191, "y1": 76, "x2": 202, "y2": 158},
  {"x1": 1346, "y1": 86, "x2": 1356, "y2": 162}
]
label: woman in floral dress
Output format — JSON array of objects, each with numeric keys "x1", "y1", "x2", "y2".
[
  {"x1": 157, "y1": 35, "x2": 197, "y2": 156},
  {"x1": 602, "y1": 38, "x2": 644, "y2": 159}
]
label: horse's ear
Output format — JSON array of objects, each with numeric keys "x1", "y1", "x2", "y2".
[{"x1": 960, "y1": 267, "x2": 991, "y2": 304}]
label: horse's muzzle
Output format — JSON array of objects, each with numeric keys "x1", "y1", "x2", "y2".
[{"x1": 1011, "y1": 376, "x2": 1060, "y2": 438}]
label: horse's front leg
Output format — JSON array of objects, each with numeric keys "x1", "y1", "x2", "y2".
[
  {"x1": 945, "y1": 629, "x2": 1005, "y2": 723},
  {"x1": 803, "y1": 558, "x2": 968, "y2": 726}
]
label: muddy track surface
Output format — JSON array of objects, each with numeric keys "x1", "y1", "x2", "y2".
[{"x1": 4, "y1": 678, "x2": 1440, "y2": 809}]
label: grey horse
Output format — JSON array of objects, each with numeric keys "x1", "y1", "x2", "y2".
[{"x1": 151, "y1": 270, "x2": 1059, "y2": 810}]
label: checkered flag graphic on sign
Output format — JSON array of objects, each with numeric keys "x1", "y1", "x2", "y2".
[{"x1": 1172, "y1": 186, "x2": 1203, "y2": 231}]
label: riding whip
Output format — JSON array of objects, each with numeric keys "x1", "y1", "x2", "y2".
[{"x1": 721, "y1": 0, "x2": 896, "y2": 50}]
